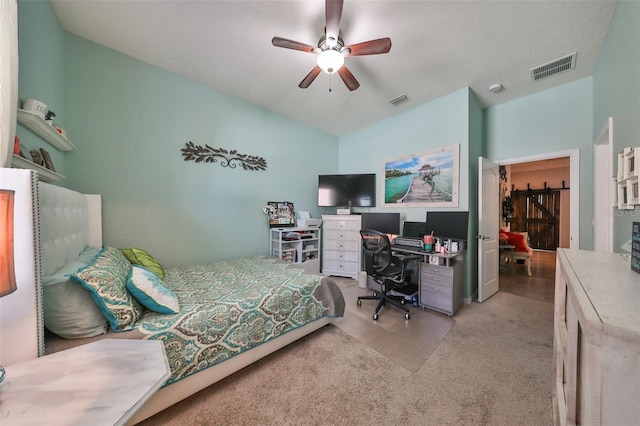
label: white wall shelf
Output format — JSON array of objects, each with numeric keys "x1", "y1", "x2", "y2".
[
  {"x1": 11, "y1": 154, "x2": 64, "y2": 183},
  {"x1": 613, "y1": 147, "x2": 640, "y2": 210},
  {"x1": 17, "y1": 108, "x2": 76, "y2": 151}
]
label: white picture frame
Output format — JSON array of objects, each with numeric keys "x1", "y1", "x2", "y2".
[{"x1": 382, "y1": 144, "x2": 460, "y2": 208}]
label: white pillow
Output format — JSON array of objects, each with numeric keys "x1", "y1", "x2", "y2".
[
  {"x1": 126, "y1": 265, "x2": 179, "y2": 314},
  {"x1": 42, "y1": 246, "x2": 108, "y2": 338}
]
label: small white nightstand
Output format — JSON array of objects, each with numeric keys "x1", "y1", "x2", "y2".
[{"x1": 0, "y1": 339, "x2": 170, "y2": 425}]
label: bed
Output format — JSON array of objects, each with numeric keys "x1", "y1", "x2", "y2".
[{"x1": 37, "y1": 182, "x2": 345, "y2": 424}]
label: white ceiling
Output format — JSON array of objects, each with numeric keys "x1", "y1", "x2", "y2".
[{"x1": 50, "y1": 0, "x2": 617, "y2": 136}]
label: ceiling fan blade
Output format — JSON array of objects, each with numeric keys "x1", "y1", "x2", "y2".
[
  {"x1": 338, "y1": 66, "x2": 360, "y2": 91},
  {"x1": 299, "y1": 66, "x2": 322, "y2": 89},
  {"x1": 344, "y1": 38, "x2": 392, "y2": 56},
  {"x1": 272, "y1": 37, "x2": 317, "y2": 53},
  {"x1": 325, "y1": 0, "x2": 344, "y2": 45}
]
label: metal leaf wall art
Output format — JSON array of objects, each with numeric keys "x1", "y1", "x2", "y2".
[{"x1": 181, "y1": 141, "x2": 267, "y2": 171}]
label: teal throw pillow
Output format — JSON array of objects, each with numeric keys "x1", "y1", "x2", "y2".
[
  {"x1": 127, "y1": 265, "x2": 180, "y2": 314},
  {"x1": 71, "y1": 246, "x2": 143, "y2": 332}
]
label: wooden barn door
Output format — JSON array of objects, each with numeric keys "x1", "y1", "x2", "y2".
[{"x1": 511, "y1": 190, "x2": 561, "y2": 250}]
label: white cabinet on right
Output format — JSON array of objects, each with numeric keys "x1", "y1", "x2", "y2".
[{"x1": 553, "y1": 249, "x2": 640, "y2": 426}]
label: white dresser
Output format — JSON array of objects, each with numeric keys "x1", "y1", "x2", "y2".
[
  {"x1": 321, "y1": 215, "x2": 361, "y2": 280},
  {"x1": 553, "y1": 249, "x2": 640, "y2": 426}
]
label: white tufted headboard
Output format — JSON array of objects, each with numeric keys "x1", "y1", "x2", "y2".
[
  {"x1": 38, "y1": 183, "x2": 102, "y2": 276},
  {"x1": 0, "y1": 175, "x2": 103, "y2": 366}
]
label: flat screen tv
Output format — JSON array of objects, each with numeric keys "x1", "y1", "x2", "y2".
[
  {"x1": 318, "y1": 174, "x2": 376, "y2": 207},
  {"x1": 425, "y1": 211, "x2": 469, "y2": 241}
]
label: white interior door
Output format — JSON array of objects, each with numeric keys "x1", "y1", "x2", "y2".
[
  {"x1": 478, "y1": 157, "x2": 500, "y2": 302},
  {"x1": 593, "y1": 117, "x2": 613, "y2": 252}
]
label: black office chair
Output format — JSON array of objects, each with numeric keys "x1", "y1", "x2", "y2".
[{"x1": 358, "y1": 229, "x2": 417, "y2": 320}]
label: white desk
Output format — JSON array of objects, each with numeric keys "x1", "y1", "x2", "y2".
[{"x1": 0, "y1": 339, "x2": 170, "y2": 426}]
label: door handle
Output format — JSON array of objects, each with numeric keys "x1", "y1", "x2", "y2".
[{"x1": 476, "y1": 235, "x2": 490, "y2": 240}]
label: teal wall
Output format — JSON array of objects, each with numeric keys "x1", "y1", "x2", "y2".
[
  {"x1": 17, "y1": 1, "x2": 338, "y2": 267},
  {"x1": 339, "y1": 87, "x2": 471, "y2": 221},
  {"x1": 15, "y1": 0, "x2": 638, "y2": 294},
  {"x1": 61, "y1": 35, "x2": 338, "y2": 266},
  {"x1": 593, "y1": 0, "x2": 640, "y2": 251},
  {"x1": 16, "y1": 0, "x2": 66, "y2": 175},
  {"x1": 484, "y1": 77, "x2": 594, "y2": 249},
  {"x1": 338, "y1": 88, "x2": 475, "y2": 297},
  {"x1": 467, "y1": 91, "x2": 484, "y2": 297}
]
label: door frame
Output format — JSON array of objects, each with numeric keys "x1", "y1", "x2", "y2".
[
  {"x1": 593, "y1": 117, "x2": 613, "y2": 252},
  {"x1": 496, "y1": 149, "x2": 579, "y2": 249}
]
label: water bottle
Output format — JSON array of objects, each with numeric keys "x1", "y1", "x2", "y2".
[{"x1": 412, "y1": 295, "x2": 419, "y2": 307}]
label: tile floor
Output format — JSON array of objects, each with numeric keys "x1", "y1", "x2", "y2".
[{"x1": 499, "y1": 249, "x2": 556, "y2": 304}]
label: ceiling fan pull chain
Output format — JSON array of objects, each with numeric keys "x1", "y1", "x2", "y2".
[{"x1": 329, "y1": 74, "x2": 332, "y2": 92}]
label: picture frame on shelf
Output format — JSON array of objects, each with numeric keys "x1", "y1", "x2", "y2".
[
  {"x1": 18, "y1": 145, "x2": 28, "y2": 159},
  {"x1": 266, "y1": 201, "x2": 296, "y2": 228},
  {"x1": 40, "y1": 148, "x2": 56, "y2": 172},
  {"x1": 30, "y1": 149, "x2": 43, "y2": 166}
]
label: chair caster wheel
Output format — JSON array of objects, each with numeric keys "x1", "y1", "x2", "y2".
[
  {"x1": 405, "y1": 312, "x2": 410, "y2": 320},
  {"x1": 400, "y1": 299, "x2": 405, "y2": 305},
  {"x1": 373, "y1": 313, "x2": 379, "y2": 320},
  {"x1": 357, "y1": 300, "x2": 362, "y2": 307}
]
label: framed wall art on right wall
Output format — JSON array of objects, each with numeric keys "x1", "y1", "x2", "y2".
[{"x1": 382, "y1": 144, "x2": 459, "y2": 208}]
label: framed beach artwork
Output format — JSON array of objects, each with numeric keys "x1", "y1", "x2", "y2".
[{"x1": 383, "y1": 144, "x2": 460, "y2": 208}]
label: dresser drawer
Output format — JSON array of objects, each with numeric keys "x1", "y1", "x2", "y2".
[
  {"x1": 323, "y1": 238, "x2": 360, "y2": 252},
  {"x1": 420, "y1": 263, "x2": 454, "y2": 279},
  {"x1": 324, "y1": 230, "x2": 360, "y2": 242},
  {"x1": 420, "y1": 272, "x2": 453, "y2": 289},
  {"x1": 420, "y1": 284, "x2": 453, "y2": 312},
  {"x1": 323, "y1": 260, "x2": 359, "y2": 274},
  {"x1": 323, "y1": 249, "x2": 359, "y2": 262},
  {"x1": 323, "y1": 218, "x2": 361, "y2": 231}
]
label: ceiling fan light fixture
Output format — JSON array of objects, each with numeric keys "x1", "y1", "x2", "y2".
[{"x1": 317, "y1": 49, "x2": 344, "y2": 74}]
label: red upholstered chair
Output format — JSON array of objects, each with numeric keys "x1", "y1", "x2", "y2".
[{"x1": 500, "y1": 231, "x2": 534, "y2": 276}]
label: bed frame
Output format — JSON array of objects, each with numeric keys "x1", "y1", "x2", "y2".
[{"x1": 32, "y1": 179, "x2": 334, "y2": 424}]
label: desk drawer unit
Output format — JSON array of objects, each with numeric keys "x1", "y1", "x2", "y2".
[
  {"x1": 419, "y1": 258, "x2": 463, "y2": 316},
  {"x1": 321, "y1": 215, "x2": 361, "y2": 280}
]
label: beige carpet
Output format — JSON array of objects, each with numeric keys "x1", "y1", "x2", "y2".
[
  {"x1": 333, "y1": 278, "x2": 455, "y2": 372},
  {"x1": 139, "y1": 289, "x2": 554, "y2": 425}
]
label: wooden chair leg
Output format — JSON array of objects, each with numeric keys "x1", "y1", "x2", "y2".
[{"x1": 525, "y1": 258, "x2": 532, "y2": 276}]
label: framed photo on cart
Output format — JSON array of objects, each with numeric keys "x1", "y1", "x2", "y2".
[{"x1": 266, "y1": 201, "x2": 295, "y2": 228}]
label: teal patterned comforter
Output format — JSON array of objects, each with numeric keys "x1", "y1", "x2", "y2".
[{"x1": 135, "y1": 256, "x2": 344, "y2": 385}]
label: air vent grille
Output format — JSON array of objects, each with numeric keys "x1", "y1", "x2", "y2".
[
  {"x1": 530, "y1": 53, "x2": 577, "y2": 82},
  {"x1": 389, "y1": 94, "x2": 409, "y2": 106}
]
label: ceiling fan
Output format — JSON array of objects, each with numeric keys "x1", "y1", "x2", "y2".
[{"x1": 271, "y1": 0, "x2": 391, "y2": 91}]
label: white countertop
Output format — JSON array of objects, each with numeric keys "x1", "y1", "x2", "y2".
[
  {"x1": 0, "y1": 339, "x2": 170, "y2": 425},
  {"x1": 559, "y1": 249, "x2": 640, "y2": 333}
]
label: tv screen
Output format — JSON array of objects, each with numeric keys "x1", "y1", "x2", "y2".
[
  {"x1": 361, "y1": 212, "x2": 400, "y2": 235},
  {"x1": 318, "y1": 174, "x2": 376, "y2": 207},
  {"x1": 425, "y1": 211, "x2": 469, "y2": 241}
]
